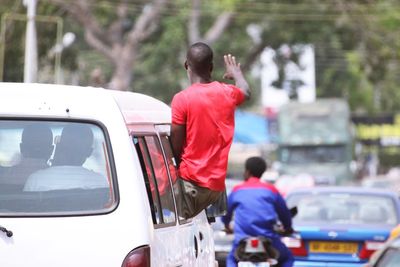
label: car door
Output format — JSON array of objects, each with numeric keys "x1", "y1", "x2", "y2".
[
  {"x1": 131, "y1": 125, "x2": 215, "y2": 267},
  {"x1": 131, "y1": 132, "x2": 183, "y2": 267},
  {"x1": 156, "y1": 129, "x2": 215, "y2": 267}
]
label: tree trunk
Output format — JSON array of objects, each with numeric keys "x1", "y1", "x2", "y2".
[
  {"x1": 108, "y1": 62, "x2": 134, "y2": 91},
  {"x1": 108, "y1": 48, "x2": 136, "y2": 91}
]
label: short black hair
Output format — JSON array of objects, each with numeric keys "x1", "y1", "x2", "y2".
[
  {"x1": 245, "y1": 156, "x2": 267, "y2": 178},
  {"x1": 52, "y1": 124, "x2": 94, "y2": 166},
  {"x1": 21, "y1": 123, "x2": 53, "y2": 158},
  {"x1": 186, "y1": 42, "x2": 213, "y2": 76}
]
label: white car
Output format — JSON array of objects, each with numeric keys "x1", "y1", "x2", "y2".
[{"x1": 0, "y1": 83, "x2": 217, "y2": 267}]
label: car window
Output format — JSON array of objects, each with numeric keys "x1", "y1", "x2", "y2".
[
  {"x1": 287, "y1": 192, "x2": 398, "y2": 226},
  {"x1": 0, "y1": 120, "x2": 114, "y2": 215},
  {"x1": 133, "y1": 135, "x2": 176, "y2": 226},
  {"x1": 376, "y1": 248, "x2": 400, "y2": 267},
  {"x1": 159, "y1": 135, "x2": 187, "y2": 223},
  {"x1": 134, "y1": 136, "x2": 163, "y2": 224}
]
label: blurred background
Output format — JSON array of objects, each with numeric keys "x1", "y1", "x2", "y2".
[{"x1": 1, "y1": 0, "x2": 400, "y2": 189}]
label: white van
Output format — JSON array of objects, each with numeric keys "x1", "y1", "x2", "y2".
[{"x1": 0, "y1": 83, "x2": 217, "y2": 267}]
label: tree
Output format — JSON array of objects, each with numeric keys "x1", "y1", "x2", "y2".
[
  {"x1": 2, "y1": 0, "x2": 399, "y2": 114},
  {"x1": 47, "y1": 0, "x2": 265, "y2": 96},
  {"x1": 48, "y1": 0, "x2": 169, "y2": 90}
]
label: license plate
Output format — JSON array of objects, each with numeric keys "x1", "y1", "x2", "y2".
[
  {"x1": 309, "y1": 241, "x2": 358, "y2": 254},
  {"x1": 238, "y1": 262, "x2": 270, "y2": 267}
]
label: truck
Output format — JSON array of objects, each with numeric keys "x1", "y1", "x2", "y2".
[{"x1": 276, "y1": 98, "x2": 354, "y2": 185}]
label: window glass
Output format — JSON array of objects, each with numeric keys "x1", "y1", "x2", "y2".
[
  {"x1": 133, "y1": 135, "x2": 176, "y2": 225},
  {"x1": 0, "y1": 120, "x2": 114, "y2": 215},
  {"x1": 135, "y1": 137, "x2": 162, "y2": 224},
  {"x1": 159, "y1": 135, "x2": 186, "y2": 222},
  {"x1": 376, "y1": 248, "x2": 400, "y2": 267},
  {"x1": 145, "y1": 136, "x2": 176, "y2": 224}
]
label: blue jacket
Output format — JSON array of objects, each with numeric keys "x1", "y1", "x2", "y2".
[{"x1": 222, "y1": 177, "x2": 292, "y2": 243}]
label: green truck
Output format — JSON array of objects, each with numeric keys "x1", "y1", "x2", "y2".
[{"x1": 276, "y1": 98, "x2": 354, "y2": 185}]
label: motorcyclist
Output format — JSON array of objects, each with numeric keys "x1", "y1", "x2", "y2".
[{"x1": 222, "y1": 156, "x2": 294, "y2": 267}]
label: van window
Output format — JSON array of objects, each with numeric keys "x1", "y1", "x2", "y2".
[
  {"x1": 159, "y1": 135, "x2": 187, "y2": 222},
  {"x1": 133, "y1": 135, "x2": 176, "y2": 226},
  {"x1": 134, "y1": 136, "x2": 162, "y2": 224},
  {"x1": 0, "y1": 120, "x2": 114, "y2": 216}
]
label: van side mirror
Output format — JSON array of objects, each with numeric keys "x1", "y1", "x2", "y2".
[{"x1": 205, "y1": 190, "x2": 228, "y2": 223}]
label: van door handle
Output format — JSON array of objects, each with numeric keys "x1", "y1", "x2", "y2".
[
  {"x1": 198, "y1": 231, "x2": 204, "y2": 254},
  {"x1": 193, "y1": 235, "x2": 199, "y2": 258}
]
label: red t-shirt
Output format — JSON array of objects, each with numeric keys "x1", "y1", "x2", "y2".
[{"x1": 171, "y1": 81, "x2": 245, "y2": 191}]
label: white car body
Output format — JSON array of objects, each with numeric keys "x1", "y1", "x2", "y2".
[{"x1": 0, "y1": 83, "x2": 216, "y2": 267}]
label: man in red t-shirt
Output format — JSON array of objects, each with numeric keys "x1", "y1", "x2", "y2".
[{"x1": 171, "y1": 42, "x2": 251, "y2": 218}]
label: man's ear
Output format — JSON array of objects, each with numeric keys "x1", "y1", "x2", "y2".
[{"x1": 244, "y1": 169, "x2": 251, "y2": 179}]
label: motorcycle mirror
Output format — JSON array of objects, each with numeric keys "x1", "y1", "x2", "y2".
[{"x1": 290, "y1": 206, "x2": 298, "y2": 217}]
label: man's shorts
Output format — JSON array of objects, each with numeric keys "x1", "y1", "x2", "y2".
[{"x1": 179, "y1": 178, "x2": 223, "y2": 219}]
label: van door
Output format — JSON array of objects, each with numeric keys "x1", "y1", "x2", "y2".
[
  {"x1": 157, "y1": 133, "x2": 216, "y2": 267},
  {"x1": 132, "y1": 130, "x2": 215, "y2": 267},
  {"x1": 132, "y1": 134, "x2": 184, "y2": 266}
]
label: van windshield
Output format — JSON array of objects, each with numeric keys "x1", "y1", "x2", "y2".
[{"x1": 0, "y1": 120, "x2": 114, "y2": 216}]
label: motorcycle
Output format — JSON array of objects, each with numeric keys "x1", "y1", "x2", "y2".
[{"x1": 233, "y1": 207, "x2": 298, "y2": 267}]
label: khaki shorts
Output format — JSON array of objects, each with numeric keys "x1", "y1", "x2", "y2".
[{"x1": 179, "y1": 178, "x2": 223, "y2": 219}]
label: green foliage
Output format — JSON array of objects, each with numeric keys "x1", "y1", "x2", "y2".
[
  {"x1": 1, "y1": 1, "x2": 78, "y2": 82},
  {"x1": 1, "y1": 0, "x2": 399, "y2": 115}
]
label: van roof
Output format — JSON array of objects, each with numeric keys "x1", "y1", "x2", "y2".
[
  {"x1": 110, "y1": 90, "x2": 170, "y2": 124},
  {"x1": 0, "y1": 83, "x2": 171, "y2": 124}
]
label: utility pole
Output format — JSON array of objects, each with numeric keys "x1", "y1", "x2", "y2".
[{"x1": 23, "y1": 0, "x2": 38, "y2": 83}]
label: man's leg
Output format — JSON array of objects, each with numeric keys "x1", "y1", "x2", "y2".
[
  {"x1": 206, "y1": 189, "x2": 228, "y2": 217},
  {"x1": 179, "y1": 178, "x2": 222, "y2": 218},
  {"x1": 226, "y1": 244, "x2": 238, "y2": 267},
  {"x1": 270, "y1": 237, "x2": 294, "y2": 267}
]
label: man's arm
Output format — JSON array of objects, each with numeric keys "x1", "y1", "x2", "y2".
[
  {"x1": 223, "y1": 54, "x2": 251, "y2": 100},
  {"x1": 221, "y1": 191, "x2": 236, "y2": 231},
  {"x1": 170, "y1": 123, "x2": 186, "y2": 166},
  {"x1": 275, "y1": 193, "x2": 293, "y2": 230}
]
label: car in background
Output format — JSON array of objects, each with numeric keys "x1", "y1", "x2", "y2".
[
  {"x1": 212, "y1": 178, "x2": 242, "y2": 267},
  {"x1": 389, "y1": 223, "x2": 400, "y2": 239},
  {"x1": 285, "y1": 187, "x2": 400, "y2": 266},
  {"x1": 361, "y1": 175, "x2": 400, "y2": 195},
  {"x1": 274, "y1": 173, "x2": 315, "y2": 197},
  {"x1": 364, "y1": 235, "x2": 400, "y2": 267}
]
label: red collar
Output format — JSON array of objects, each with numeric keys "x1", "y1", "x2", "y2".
[{"x1": 246, "y1": 177, "x2": 261, "y2": 183}]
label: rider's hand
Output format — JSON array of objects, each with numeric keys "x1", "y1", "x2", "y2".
[
  {"x1": 285, "y1": 227, "x2": 295, "y2": 235},
  {"x1": 224, "y1": 225, "x2": 233, "y2": 234}
]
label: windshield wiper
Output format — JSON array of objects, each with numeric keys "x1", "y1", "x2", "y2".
[{"x1": 0, "y1": 225, "x2": 13, "y2": 238}]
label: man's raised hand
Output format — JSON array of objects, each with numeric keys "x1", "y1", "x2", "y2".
[{"x1": 223, "y1": 54, "x2": 242, "y2": 80}]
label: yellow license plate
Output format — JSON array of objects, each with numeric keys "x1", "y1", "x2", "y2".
[{"x1": 309, "y1": 241, "x2": 358, "y2": 254}]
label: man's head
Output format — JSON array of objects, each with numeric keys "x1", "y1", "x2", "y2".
[
  {"x1": 52, "y1": 124, "x2": 94, "y2": 166},
  {"x1": 20, "y1": 123, "x2": 54, "y2": 160},
  {"x1": 185, "y1": 42, "x2": 213, "y2": 80},
  {"x1": 244, "y1": 156, "x2": 267, "y2": 179}
]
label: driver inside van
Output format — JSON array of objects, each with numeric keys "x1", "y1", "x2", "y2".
[{"x1": 24, "y1": 124, "x2": 108, "y2": 191}]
